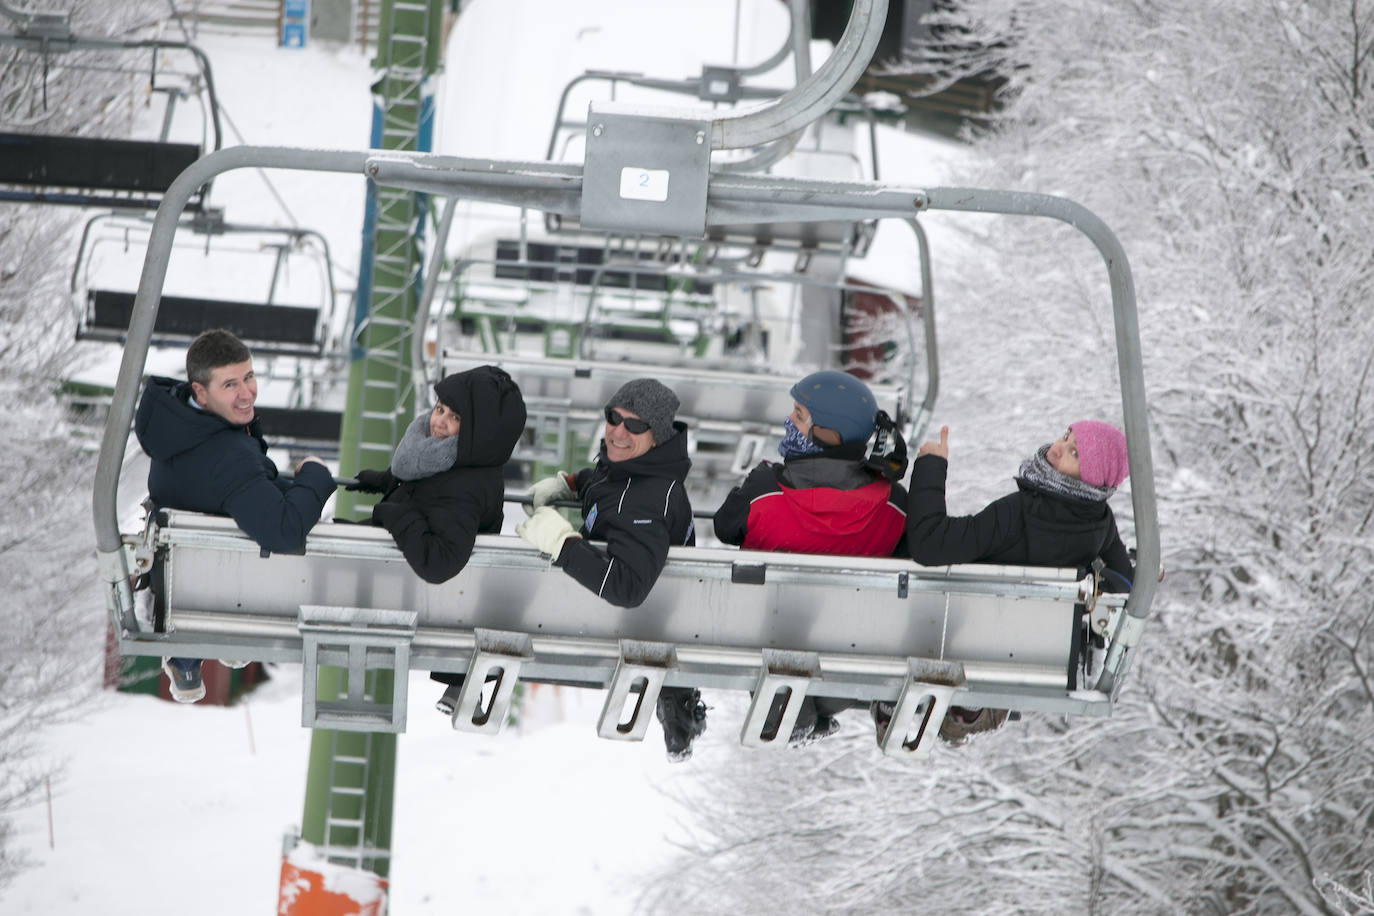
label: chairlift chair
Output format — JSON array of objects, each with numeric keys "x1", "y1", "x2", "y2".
[
  {"x1": 0, "y1": 11, "x2": 224, "y2": 210},
  {"x1": 70, "y1": 209, "x2": 340, "y2": 359},
  {"x1": 93, "y1": 0, "x2": 1158, "y2": 761}
]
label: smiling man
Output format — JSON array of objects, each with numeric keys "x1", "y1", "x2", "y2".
[
  {"x1": 134, "y1": 328, "x2": 335, "y2": 702},
  {"x1": 516, "y1": 378, "x2": 701, "y2": 761}
]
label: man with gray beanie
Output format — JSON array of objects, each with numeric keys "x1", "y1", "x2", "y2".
[{"x1": 516, "y1": 378, "x2": 703, "y2": 761}]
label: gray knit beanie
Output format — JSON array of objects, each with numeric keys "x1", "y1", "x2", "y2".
[{"x1": 606, "y1": 378, "x2": 679, "y2": 445}]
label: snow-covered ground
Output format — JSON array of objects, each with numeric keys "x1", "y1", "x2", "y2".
[
  {"x1": 5, "y1": 666, "x2": 753, "y2": 914},
  {"x1": 3, "y1": 4, "x2": 976, "y2": 912}
]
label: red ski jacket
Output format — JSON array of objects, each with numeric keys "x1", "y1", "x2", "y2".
[{"x1": 712, "y1": 453, "x2": 907, "y2": 557}]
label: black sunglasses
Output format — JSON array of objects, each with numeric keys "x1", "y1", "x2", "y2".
[{"x1": 605, "y1": 407, "x2": 652, "y2": 434}]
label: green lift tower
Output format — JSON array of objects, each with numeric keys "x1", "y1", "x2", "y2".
[{"x1": 298, "y1": 0, "x2": 444, "y2": 883}]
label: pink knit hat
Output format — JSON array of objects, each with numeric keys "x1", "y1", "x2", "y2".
[{"x1": 1069, "y1": 420, "x2": 1129, "y2": 488}]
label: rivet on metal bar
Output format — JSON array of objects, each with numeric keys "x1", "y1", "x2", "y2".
[
  {"x1": 596, "y1": 640, "x2": 678, "y2": 742},
  {"x1": 877, "y1": 658, "x2": 966, "y2": 761},
  {"x1": 740, "y1": 649, "x2": 821, "y2": 749},
  {"x1": 450, "y1": 628, "x2": 535, "y2": 735}
]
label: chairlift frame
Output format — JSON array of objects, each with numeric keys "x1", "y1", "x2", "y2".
[
  {"x1": 92, "y1": 143, "x2": 1158, "y2": 726},
  {"x1": 93, "y1": 0, "x2": 1157, "y2": 754}
]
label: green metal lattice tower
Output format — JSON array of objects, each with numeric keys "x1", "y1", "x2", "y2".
[{"x1": 299, "y1": 0, "x2": 444, "y2": 882}]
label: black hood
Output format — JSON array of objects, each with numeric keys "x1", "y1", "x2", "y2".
[
  {"x1": 598, "y1": 420, "x2": 692, "y2": 483},
  {"x1": 433, "y1": 365, "x2": 527, "y2": 468},
  {"x1": 135, "y1": 375, "x2": 262, "y2": 461}
]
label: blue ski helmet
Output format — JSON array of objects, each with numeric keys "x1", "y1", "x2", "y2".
[{"x1": 789, "y1": 370, "x2": 877, "y2": 445}]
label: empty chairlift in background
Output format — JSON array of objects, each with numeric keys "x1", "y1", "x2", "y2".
[
  {"x1": 70, "y1": 208, "x2": 340, "y2": 359},
  {"x1": 0, "y1": 6, "x2": 223, "y2": 211}
]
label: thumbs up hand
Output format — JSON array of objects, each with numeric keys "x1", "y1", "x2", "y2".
[{"x1": 917, "y1": 425, "x2": 949, "y2": 460}]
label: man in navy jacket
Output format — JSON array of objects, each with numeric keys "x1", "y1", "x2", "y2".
[{"x1": 134, "y1": 328, "x2": 335, "y2": 701}]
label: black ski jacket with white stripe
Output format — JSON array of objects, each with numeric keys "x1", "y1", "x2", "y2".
[{"x1": 554, "y1": 421, "x2": 695, "y2": 607}]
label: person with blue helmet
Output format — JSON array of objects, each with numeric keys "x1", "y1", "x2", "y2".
[
  {"x1": 714, "y1": 369, "x2": 907, "y2": 555},
  {"x1": 710, "y1": 368, "x2": 909, "y2": 749}
]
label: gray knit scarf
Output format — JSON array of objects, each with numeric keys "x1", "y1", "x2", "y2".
[
  {"x1": 1016, "y1": 444, "x2": 1115, "y2": 502},
  {"x1": 390, "y1": 414, "x2": 459, "y2": 481}
]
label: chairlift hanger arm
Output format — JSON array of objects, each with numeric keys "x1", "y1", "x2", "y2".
[
  {"x1": 711, "y1": 0, "x2": 883, "y2": 151},
  {"x1": 715, "y1": 2, "x2": 811, "y2": 174},
  {"x1": 553, "y1": 0, "x2": 883, "y2": 154}
]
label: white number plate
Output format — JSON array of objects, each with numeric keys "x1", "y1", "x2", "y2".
[{"x1": 619, "y1": 167, "x2": 670, "y2": 202}]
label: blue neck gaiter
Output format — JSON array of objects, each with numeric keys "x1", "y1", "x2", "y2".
[{"x1": 778, "y1": 417, "x2": 825, "y2": 460}]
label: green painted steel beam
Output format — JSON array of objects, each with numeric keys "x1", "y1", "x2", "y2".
[{"x1": 301, "y1": 0, "x2": 442, "y2": 882}]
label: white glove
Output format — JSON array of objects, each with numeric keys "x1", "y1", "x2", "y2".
[
  {"x1": 516, "y1": 506, "x2": 581, "y2": 559},
  {"x1": 525, "y1": 472, "x2": 574, "y2": 516}
]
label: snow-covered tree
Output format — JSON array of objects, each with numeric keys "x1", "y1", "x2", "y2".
[
  {"x1": 0, "y1": 0, "x2": 172, "y2": 888},
  {"x1": 646, "y1": 2, "x2": 1374, "y2": 912}
]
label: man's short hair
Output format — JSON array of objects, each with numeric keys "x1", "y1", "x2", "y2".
[{"x1": 186, "y1": 329, "x2": 251, "y2": 386}]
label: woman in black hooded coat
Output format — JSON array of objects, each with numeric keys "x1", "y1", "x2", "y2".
[{"x1": 348, "y1": 365, "x2": 527, "y2": 583}]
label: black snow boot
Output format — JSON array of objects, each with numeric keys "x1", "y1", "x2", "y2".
[{"x1": 656, "y1": 686, "x2": 707, "y2": 762}]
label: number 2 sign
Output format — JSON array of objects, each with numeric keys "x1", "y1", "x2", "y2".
[{"x1": 619, "y1": 167, "x2": 670, "y2": 203}]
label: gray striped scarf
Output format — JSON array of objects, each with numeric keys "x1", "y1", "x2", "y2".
[
  {"x1": 1016, "y1": 444, "x2": 1114, "y2": 502},
  {"x1": 390, "y1": 414, "x2": 459, "y2": 481}
]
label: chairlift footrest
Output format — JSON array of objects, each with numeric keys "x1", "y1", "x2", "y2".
[
  {"x1": 878, "y1": 658, "x2": 967, "y2": 760},
  {"x1": 740, "y1": 649, "x2": 821, "y2": 749},
  {"x1": 596, "y1": 639, "x2": 678, "y2": 741},
  {"x1": 450, "y1": 628, "x2": 535, "y2": 735}
]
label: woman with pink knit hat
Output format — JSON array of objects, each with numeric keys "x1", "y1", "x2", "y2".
[
  {"x1": 897, "y1": 419, "x2": 1134, "y2": 742},
  {"x1": 906, "y1": 419, "x2": 1132, "y2": 580}
]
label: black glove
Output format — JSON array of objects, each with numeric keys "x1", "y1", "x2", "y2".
[{"x1": 347, "y1": 468, "x2": 396, "y2": 494}]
